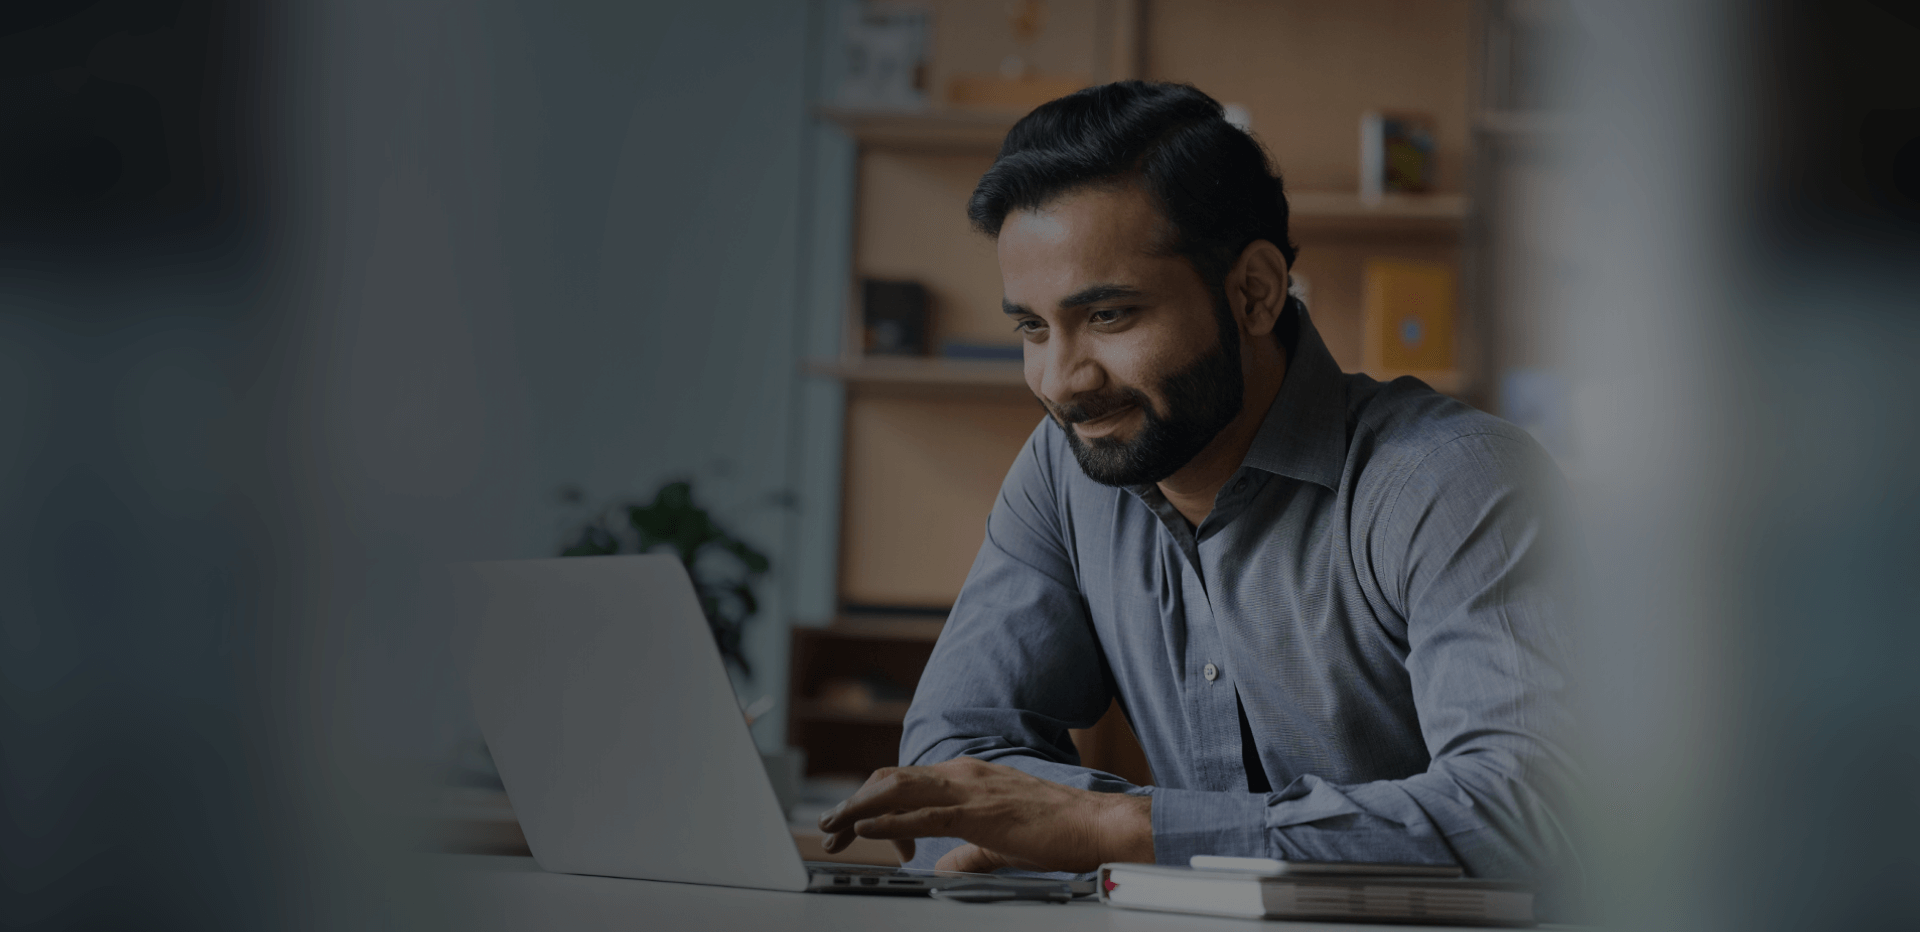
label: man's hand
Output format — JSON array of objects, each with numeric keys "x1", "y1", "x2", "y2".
[{"x1": 815, "y1": 757, "x2": 1152, "y2": 873}]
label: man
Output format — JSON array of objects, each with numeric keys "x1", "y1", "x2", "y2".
[{"x1": 818, "y1": 82, "x2": 1576, "y2": 891}]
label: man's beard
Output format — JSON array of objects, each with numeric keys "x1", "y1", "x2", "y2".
[{"x1": 1048, "y1": 319, "x2": 1244, "y2": 488}]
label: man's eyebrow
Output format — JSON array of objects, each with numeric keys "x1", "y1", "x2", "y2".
[
  {"x1": 1059, "y1": 283, "x2": 1145, "y2": 308},
  {"x1": 1002, "y1": 284, "x2": 1146, "y2": 317}
]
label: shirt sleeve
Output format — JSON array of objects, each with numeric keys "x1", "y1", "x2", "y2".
[
  {"x1": 1149, "y1": 429, "x2": 1580, "y2": 892},
  {"x1": 898, "y1": 420, "x2": 1144, "y2": 869}
]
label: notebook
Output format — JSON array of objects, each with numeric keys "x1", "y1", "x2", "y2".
[{"x1": 1098, "y1": 861, "x2": 1534, "y2": 926}]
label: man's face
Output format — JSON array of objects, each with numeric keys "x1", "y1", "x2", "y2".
[{"x1": 998, "y1": 184, "x2": 1243, "y2": 487}]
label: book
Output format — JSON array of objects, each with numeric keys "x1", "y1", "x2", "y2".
[
  {"x1": 1361, "y1": 110, "x2": 1439, "y2": 201},
  {"x1": 1362, "y1": 258, "x2": 1457, "y2": 375},
  {"x1": 835, "y1": 5, "x2": 929, "y2": 111},
  {"x1": 1098, "y1": 863, "x2": 1535, "y2": 926}
]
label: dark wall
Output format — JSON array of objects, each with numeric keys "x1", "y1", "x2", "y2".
[{"x1": 1, "y1": 0, "x2": 817, "y2": 927}]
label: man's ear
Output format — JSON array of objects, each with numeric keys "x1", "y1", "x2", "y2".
[{"x1": 1226, "y1": 240, "x2": 1290, "y2": 337}]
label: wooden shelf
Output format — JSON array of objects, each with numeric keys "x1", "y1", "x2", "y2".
[
  {"x1": 816, "y1": 107, "x2": 1469, "y2": 232},
  {"x1": 787, "y1": 622, "x2": 939, "y2": 775},
  {"x1": 805, "y1": 356, "x2": 1028, "y2": 397},
  {"x1": 1288, "y1": 191, "x2": 1469, "y2": 234},
  {"x1": 811, "y1": 357, "x2": 1466, "y2": 398}
]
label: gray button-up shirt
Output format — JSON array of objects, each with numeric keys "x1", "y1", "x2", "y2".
[{"x1": 900, "y1": 306, "x2": 1577, "y2": 885}]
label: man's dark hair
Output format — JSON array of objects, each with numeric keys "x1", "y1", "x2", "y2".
[{"x1": 967, "y1": 81, "x2": 1298, "y2": 292}]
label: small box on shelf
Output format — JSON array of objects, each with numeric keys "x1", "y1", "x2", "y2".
[
  {"x1": 862, "y1": 278, "x2": 929, "y2": 356},
  {"x1": 833, "y1": 5, "x2": 929, "y2": 112}
]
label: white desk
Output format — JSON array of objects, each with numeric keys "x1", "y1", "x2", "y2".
[{"x1": 430, "y1": 855, "x2": 1524, "y2": 932}]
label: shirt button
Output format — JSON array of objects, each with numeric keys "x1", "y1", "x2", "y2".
[{"x1": 1203, "y1": 663, "x2": 1219, "y2": 682}]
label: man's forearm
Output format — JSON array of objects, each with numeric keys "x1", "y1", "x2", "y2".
[
  {"x1": 895, "y1": 739, "x2": 1150, "y2": 870},
  {"x1": 820, "y1": 757, "x2": 1152, "y2": 873},
  {"x1": 912, "y1": 776, "x2": 1151, "y2": 874},
  {"x1": 1094, "y1": 790, "x2": 1154, "y2": 864}
]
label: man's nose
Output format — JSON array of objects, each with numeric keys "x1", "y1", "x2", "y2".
[{"x1": 1033, "y1": 332, "x2": 1104, "y2": 409}]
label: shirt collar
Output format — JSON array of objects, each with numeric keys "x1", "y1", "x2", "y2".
[{"x1": 1239, "y1": 301, "x2": 1348, "y2": 491}]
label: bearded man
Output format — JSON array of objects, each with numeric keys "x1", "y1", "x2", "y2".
[{"x1": 818, "y1": 82, "x2": 1578, "y2": 900}]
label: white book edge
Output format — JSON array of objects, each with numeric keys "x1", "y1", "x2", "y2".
[
  {"x1": 1097, "y1": 863, "x2": 1535, "y2": 925},
  {"x1": 1360, "y1": 110, "x2": 1385, "y2": 204}
]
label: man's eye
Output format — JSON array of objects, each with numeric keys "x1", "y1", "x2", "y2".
[
  {"x1": 1090, "y1": 308, "x2": 1128, "y2": 325},
  {"x1": 1013, "y1": 319, "x2": 1045, "y2": 333}
]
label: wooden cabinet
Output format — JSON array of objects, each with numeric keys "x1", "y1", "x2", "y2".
[
  {"x1": 789, "y1": 0, "x2": 1485, "y2": 788},
  {"x1": 788, "y1": 619, "x2": 938, "y2": 777}
]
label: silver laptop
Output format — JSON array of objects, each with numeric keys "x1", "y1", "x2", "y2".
[{"x1": 464, "y1": 554, "x2": 1078, "y2": 896}]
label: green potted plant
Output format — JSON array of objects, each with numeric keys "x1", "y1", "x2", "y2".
[{"x1": 558, "y1": 480, "x2": 770, "y2": 677}]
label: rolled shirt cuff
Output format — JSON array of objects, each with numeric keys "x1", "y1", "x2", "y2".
[{"x1": 1145, "y1": 786, "x2": 1271, "y2": 866}]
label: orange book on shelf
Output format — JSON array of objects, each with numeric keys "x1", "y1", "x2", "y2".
[{"x1": 1362, "y1": 259, "x2": 1456, "y2": 373}]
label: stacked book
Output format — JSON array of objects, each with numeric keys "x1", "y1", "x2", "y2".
[{"x1": 1098, "y1": 856, "x2": 1534, "y2": 926}]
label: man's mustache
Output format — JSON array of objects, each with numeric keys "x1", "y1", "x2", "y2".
[{"x1": 1050, "y1": 388, "x2": 1151, "y2": 424}]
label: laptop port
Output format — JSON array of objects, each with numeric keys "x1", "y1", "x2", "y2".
[
  {"x1": 832, "y1": 876, "x2": 850, "y2": 885},
  {"x1": 860, "y1": 877, "x2": 879, "y2": 886},
  {"x1": 885, "y1": 879, "x2": 918, "y2": 885}
]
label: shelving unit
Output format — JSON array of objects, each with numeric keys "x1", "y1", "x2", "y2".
[
  {"x1": 808, "y1": 353, "x2": 1463, "y2": 397},
  {"x1": 811, "y1": 107, "x2": 1471, "y2": 401},
  {"x1": 803, "y1": 355, "x2": 1026, "y2": 396},
  {"x1": 1287, "y1": 191, "x2": 1470, "y2": 231},
  {"x1": 788, "y1": 614, "x2": 1154, "y2": 786},
  {"x1": 789, "y1": 0, "x2": 1488, "y2": 787},
  {"x1": 787, "y1": 620, "x2": 939, "y2": 777},
  {"x1": 820, "y1": 107, "x2": 1471, "y2": 218}
]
